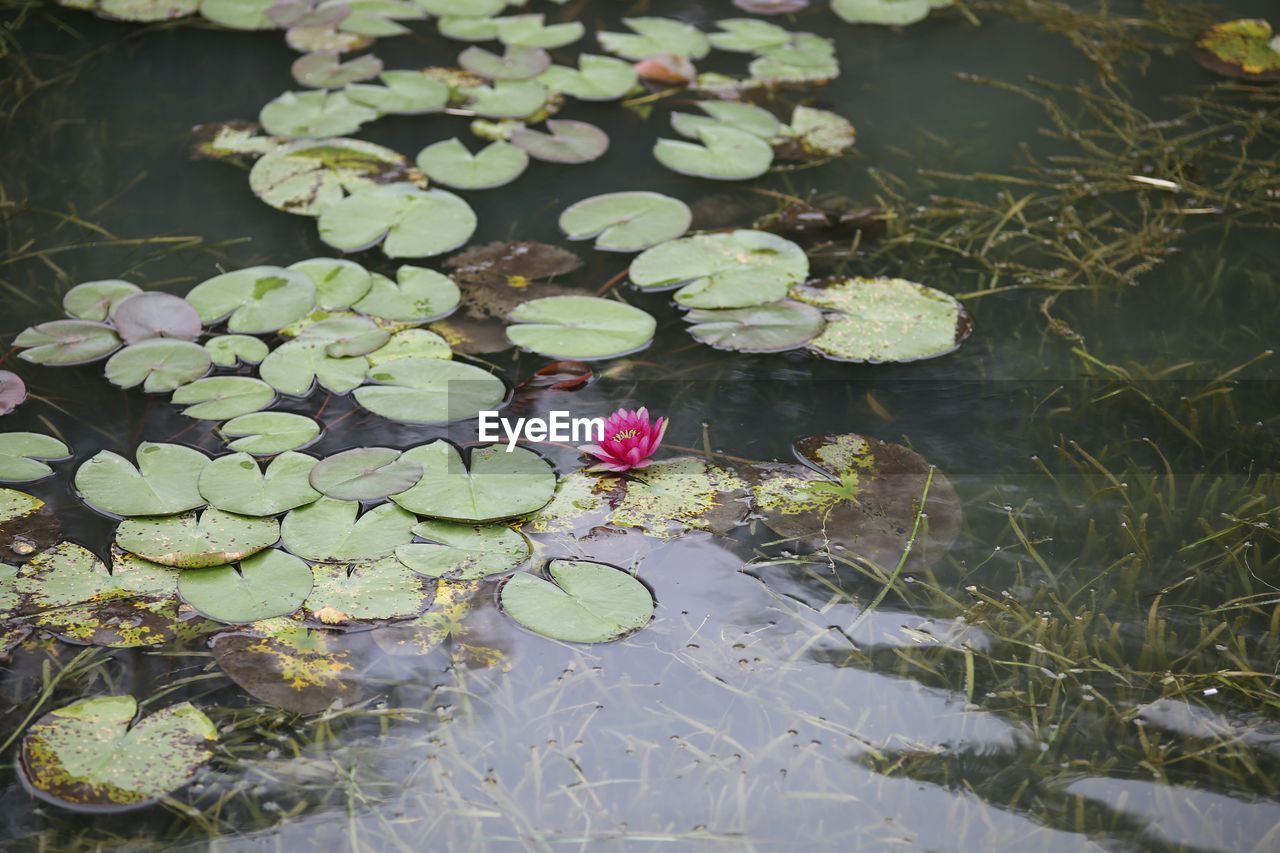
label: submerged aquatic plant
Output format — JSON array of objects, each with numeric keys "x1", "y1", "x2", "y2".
[{"x1": 580, "y1": 407, "x2": 669, "y2": 472}]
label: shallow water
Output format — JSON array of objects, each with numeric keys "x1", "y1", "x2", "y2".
[{"x1": 1, "y1": 1, "x2": 1279, "y2": 850}]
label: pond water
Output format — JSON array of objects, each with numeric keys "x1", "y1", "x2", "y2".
[{"x1": 1, "y1": 0, "x2": 1278, "y2": 849}]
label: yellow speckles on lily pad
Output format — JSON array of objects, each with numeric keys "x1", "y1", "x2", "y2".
[
  {"x1": 1191, "y1": 19, "x2": 1280, "y2": 81},
  {"x1": 607, "y1": 458, "x2": 751, "y2": 537},
  {"x1": 303, "y1": 556, "x2": 434, "y2": 626},
  {"x1": 211, "y1": 617, "x2": 365, "y2": 714}
]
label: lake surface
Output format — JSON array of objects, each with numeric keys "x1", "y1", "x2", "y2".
[{"x1": 1, "y1": 0, "x2": 1278, "y2": 850}]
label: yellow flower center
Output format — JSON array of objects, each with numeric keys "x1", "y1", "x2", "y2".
[{"x1": 613, "y1": 428, "x2": 640, "y2": 441}]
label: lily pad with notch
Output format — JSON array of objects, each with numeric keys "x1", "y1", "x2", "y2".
[
  {"x1": 390, "y1": 441, "x2": 556, "y2": 523},
  {"x1": 304, "y1": 555, "x2": 433, "y2": 626},
  {"x1": 685, "y1": 300, "x2": 824, "y2": 353},
  {"x1": 116, "y1": 508, "x2": 279, "y2": 568},
  {"x1": 654, "y1": 124, "x2": 774, "y2": 181},
  {"x1": 344, "y1": 70, "x2": 451, "y2": 114},
  {"x1": 537, "y1": 54, "x2": 637, "y2": 101},
  {"x1": 105, "y1": 340, "x2": 212, "y2": 393},
  {"x1": 415, "y1": 138, "x2": 528, "y2": 190},
  {"x1": 354, "y1": 357, "x2": 505, "y2": 423},
  {"x1": 171, "y1": 376, "x2": 276, "y2": 420},
  {"x1": 76, "y1": 443, "x2": 209, "y2": 518},
  {"x1": 259, "y1": 90, "x2": 379, "y2": 138},
  {"x1": 15, "y1": 321, "x2": 121, "y2": 366},
  {"x1": 395, "y1": 520, "x2": 530, "y2": 580},
  {"x1": 510, "y1": 120, "x2": 609, "y2": 164},
  {"x1": 352, "y1": 266, "x2": 461, "y2": 322},
  {"x1": 458, "y1": 80, "x2": 550, "y2": 119},
  {"x1": 630, "y1": 229, "x2": 809, "y2": 309},
  {"x1": 63, "y1": 280, "x2": 141, "y2": 322},
  {"x1": 289, "y1": 257, "x2": 373, "y2": 310},
  {"x1": 295, "y1": 316, "x2": 389, "y2": 357},
  {"x1": 282, "y1": 497, "x2": 415, "y2": 561},
  {"x1": 366, "y1": 328, "x2": 452, "y2": 366},
  {"x1": 496, "y1": 14, "x2": 584, "y2": 49},
  {"x1": 249, "y1": 138, "x2": 421, "y2": 217},
  {"x1": 308, "y1": 447, "x2": 423, "y2": 501},
  {"x1": 111, "y1": 292, "x2": 203, "y2": 344},
  {"x1": 0, "y1": 433, "x2": 71, "y2": 484},
  {"x1": 832, "y1": 0, "x2": 946, "y2": 26},
  {"x1": 205, "y1": 334, "x2": 270, "y2": 367},
  {"x1": 186, "y1": 266, "x2": 317, "y2": 334},
  {"x1": 291, "y1": 50, "x2": 383, "y2": 88},
  {"x1": 598, "y1": 17, "x2": 710, "y2": 61},
  {"x1": 218, "y1": 413, "x2": 322, "y2": 456},
  {"x1": 178, "y1": 548, "x2": 314, "y2": 624},
  {"x1": 559, "y1": 191, "x2": 692, "y2": 252},
  {"x1": 211, "y1": 616, "x2": 365, "y2": 714},
  {"x1": 259, "y1": 339, "x2": 369, "y2": 397},
  {"x1": 506, "y1": 296, "x2": 656, "y2": 360},
  {"x1": 500, "y1": 558, "x2": 654, "y2": 643},
  {"x1": 199, "y1": 451, "x2": 321, "y2": 516},
  {"x1": 318, "y1": 184, "x2": 477, "y2": 258},
  {"x1": 459, "y1": 44, "x2": 551, "y2": 80}
]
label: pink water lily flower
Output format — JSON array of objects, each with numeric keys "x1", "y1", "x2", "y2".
[{"x1": 581, "y1": 407, "x2": 668, "y2": 472}]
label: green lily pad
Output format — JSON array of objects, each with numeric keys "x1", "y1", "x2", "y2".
[
  {"x1": 292, "y1": 50, "x2": 383, "y2": 88},
  {"x1": 289, "y1": 258, "x2": 374, "y2": 310},
  {"x1": 199, "y1": 451, "x2": 321, "y2": 516},
  {"x1": 199, "y1": 0, "x2": 276, "y2": 29},
  {"x1": 747, "y1": 432, "x2": 962, "y2": 569},
  {"x1": 308, "y1": 447, "x2": 423, "y2": 501},
  {"x1": 630, "y1": 229, "x2": 809, "y2": 309},
  {"x1": 15, "y1": 321, "x2": 121, "y2": 366},
  {"x1": 789, "y1": 276, "x2": 972, "y2": 362},
  {"x1": 832, "y1": 0, "x2": 937, "y2": 26},
  {"x1": 75, "y1": 443, "x2": 209, "y2": 518},
  {"x1": 259, "y1": 90, "x2": 379, "y2": 139},
  {"x1": 318, "y1": 184, "x2": 477, "y2": 257},
  {"x1": 510, "y1": 120, "x2": 609, "y2": 164},
  {"x1": 211, "y1": 616, "x2": 365, "y2": 714},
  {"x1": 190, "y1": 120, "x2": 284, "y2": 162},
  {"x1": 353, "y1": 266, "x2": 461, "y2": 323},
  {"x1": 178, "y1": 548, "x2": 314, "y2": 624},
  {"x1": 709, "y1": 17, "x2": 792, "y2": 52},
  {"x1": 62, "y1": 280, "x2": 142, "y2": 322},
  {"x1": 558, "y1": 191, "x2": 692, "y2": 252},
  {"x1": 186, "y1": 266, "x2": 317, "y2": 334},
  {"x1": 654, "y1": 124, "x2": 774, "y2": 181},
  {"x1": 0, "y1": 488, "x2": 61, "y2": 563},
  {"x1": 366, "y1": 328, "x2": 452, "y2": 366},
  {"x1": 218, "y1": 413, "x2": 322, "y2": 456},
  {"x1": 459, "y1": 80, "x2": 549, "y2": 119},
  {"x1": 1190, "y1": 19, "x2": 1280, "y2": 81},
  {"x1": 287, "y1": 22, "x2": 374, "y2": 54},
  {"x1": 749, "y1": 34, "x2": 839, "y2": 84},
  {"x1": 395, "y1": 520, "x2": 529, "y2": 580},
  {"x1": 344, "y1": 70, "x2": 451, "y2": 114},
  {"x1": 500, "y1": 559, "x2": 653, "y2": 643},
  {"x1": 537, "y1": 54, "x2": 637, "y2": 101},
  {"x1": 496, "y1": 14, "x2": 584, "y2": 49},
  {"x1": 671, "y1": 101, "x2": 785, "y2": 141},
  {"x1": 685, "y1": 300, "x2": 824, "y2": 352},
  {"x1": 20, "y1": 695, "x2": 216, "y2": 812},
  {"x1": 282, "y1": 497, "x2": 415, "y2": 561},
  {"x1": 506, "y1": 296, "x2": 656, "y2": 360},
  {"x1": 390, "y1": 441, "x2": 555, "y2": 523},
  {"x1": 171, "y1": 376, "x2": 276, "y2": 419},
  {"x1": 295, "y1": 316, "x2": 389, "y2": 357},
  {"x1": 417, "y1": 0, "x2": 503, "y2": 14},
  {"x1": 774, "y1": 106, "x2": 856, "y2": 161},
  {"x1": 0, "y1": 433, "x2": 71, "y2": 484},
  {"x1": 116, "y1": 508, "x2": 279, "y2": 568},
  {"x1": 260, "y1": 339, "x2": 369, "y2": 396},
  {"x1": 67, "y1": 0, "x2": 198, "y2": 22},
  {"x1": 249, "y1": 138, "x2": 420, "y2": 217},
  {"x1": 415, "y1": 138, "x2": 529, "y2": 190},
  {"x1": 354, "y1": 357, "x2": 505, "y2": 423},
  {"x1": 304, "y1": 556, "x2": 432, "y2": 625},
  {"x1": 105, "y1": 340, "x2": 212, "y2": 393},
  {"x1": 598, "y1": 17, "x2": 710, "y2": 61},
  {"x1": 204, "y1": 334, "x2": 270, "y2": 367},
  {"x1": 459, "y1": 45, "x2": 551, "y2": 80}
]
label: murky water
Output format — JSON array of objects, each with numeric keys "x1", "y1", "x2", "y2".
[{"x1": 2, "y1": 1, "x2": 1279, "y2": 850}]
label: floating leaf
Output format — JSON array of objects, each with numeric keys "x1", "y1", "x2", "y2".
[
  {"x1": 510, "y1": 120, "x2": 609, "y2": 164},
  {"x1": 199, "y1": 451, "x2": 321, "y2": 516},
  {"x1": 63, "y1": 280, "x2": 141, "y2": 322},
  {"x1": 190, "y1": 120, "x2": 284, "y2": 161},
  {"x1": 733, "y1": 0, "x2": 809, "y2": 13},
  {"x1": 395, "y1": 520, "x2": 529, "y2": 580},
  {"x1": 116, "y1": 508, "x2": 279, "y2": 568},
  {"x1": 187, "y1": 266, "x2": 316, "y2": 334},
  {"x1": 777, "y1": 106, "x2": 856, "y2": 160},
  {"x1": 318, "y1": 184, "x2": 477, "y2": 257},
  {"x1": 416, "y1": 0, "x2": 503, "y2": 14},
  {"x1": 75, "y1": 443, "x2": 209, "y2": 518},
  {"x1": 391, "y1": 441, "x2": 555, "y2": 522},
  {"x1": 289, "y1": 257, "x2": 374, "y2": 310},
  {"x1": 0, "y1": 489, "x2": 60, "y2": 563},
  {"x1": 496, "y1": 14, "x2": 584, "y2": 49},
  {"x1": 558, "y1": 191, "x2": 692, "y2": 252},
  {"x1": 260, "y1": 339, "x2": 368, "y2": 396},
  {"x1": 171, "y1": 376, "x2": 276, "y2": 419},
  {"x1": 447, "y1": 239, "x2": 582, "y2": 288},
  {"x1": 789, "y1": 276, "x2": 972, "y2": 362},
  {"x1": 105, "y1": 340, "x2": 212, "y2": 393},
  {"x1": 354, "y1": 267, "x2": 461, "y2": 323},
  {"x1": 832, "y1": 0, "x2": 938, "y2": 26},
  {"x1": 204, "y1": 334, "x2": 269, "y2": 367},
  {"x1": 259, "y1": 90, "x2": 378, "y2": 138},
  {"x1": 629, "y1": 229, "x2": 809, "y2": 309},
  {"x1": 15, "y1": 321, "x2": 121, "y2": 366},
  {"x1": 354, "y1": 357, "x2": 505, "y2": 423},
  {"x1": 20, "y1": 695, "x2": 215, "y2": 812},
  {"x1": 212, "y1": 617, "x2": 364, "y2": 714},
  {"x1": 428, "y1": 315, "x2": 512, "y2": 355},
  {"x1": 670, "y1": 101, "x2": 785, "y2": 140},
  {"x1": 292, "y1": 50, "x2": 382, "y2": 88},
  {"x1": 0, "y1": 433, "x2": 70, "y2": 484},
  {"x1": 287, "y1": 22, "x2": 374, "y2": 54},
  {"x1": 685, "y1": 300, "x2": 824, "y2": 352},
  {"x1": 309, "y1": 447, "x2": 423, "y2": 501},
  {"x1": 200, "y1": 0, "x2": 276, "y2": 29},
  {"x1": 459, "y1": 80, "x2": 549, "y2": 119},
  {"x1": 654, "y1": 124, "x2": 773, "y2": 180},
  {"x1": 598, "y1": 17, "x2": 710, "y2": 61},
  {"x1": 749, "y1": 33, "x2": 838, "y2": 84},
  {"x1": 249, "y1": 138, "x2": 420, "y2": 216},
  {"x1": 366, "y1": 328, "x2": 452, "y2": 366},
  {"x1": 1190, "y1": 19, "x2": 1280, "y2": 81},
  {"x1": 64, "y1": 0, "x2": 198, "y2": 22},
  {"x1": 282, "y1": 497, "x2": 415, "y2": 561},
  {"x1": 537, "y1": 54, "x2": 636, "y2": 101},
  {"x1": 0, "y1": 371, "x2": 26, "y2": 416},
  {"x1": 415, "y1": 138, "x2": 529, "y2": 190},
  {"x1": 218, "y1": 413, "x2": 322, "y2": 457},
  {"x1": 506, "y1": 296, "x2": 656, "y2": 360},
  {"x1": 296, "y1": 316, "x2": 389, "y2": 357},
  {"x1": 500, "y1": 559, "x2": 653, "y2": 643},
  {"x1": 179, "y1": 548, "x2": 313, "y2": 624},
  {"x1": 344, "y1": 70, "x2": 451, "y2": 114},
  {"x1": 304, "y1": 556, "x2": 432, "y2": 625},
  {"x1": 709, "y1": 18, "x2": 793, "y2": 52},
  {"x1": 459, "y1": 44, "x2": 551, "y2": 80}
]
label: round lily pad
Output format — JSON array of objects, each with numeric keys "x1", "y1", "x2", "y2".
[
  {"x1": 105, "y1": 340, "x2": 212, "y2": 393},
  {"x1": 249, "y1": 138, "x2": 420, "y2": 216},
  {"x1": 116, "y1": 507, "x2": 279, "y2": 568},
  {"x1": 354, "y1": 357, "x2": 506, "y2": 423},
  {"x1": 259, "y1": 339, "x2": 368, "y2": 397},
  {"x1": 304, "y1": 556, "x2": 432, "y2": 625},
  {"x1": 459, "y1": 44, "x2": 551, "y2": 80},
  {"x1": 204, "y1": 334, "x2": 269, "y2": 367},
  {"x1": 19, "y1": 695, "x2": 216, "y2": 812},
  {"x1": 778, "y1": 106, "x2": 856, "y2": 161},
  {"x1": 318, "y1": 184, "x2": 477, "y2": 257},
  {"x1": 199, "y1": 451, "x2": 321, "y2": 516},
  {"x1": 598, "y1": 17, "x2": 710, "y2": 61},
  {"x1": 1190, "y1": 19, "x2": 1280, "y2": 81},
  {"x1": 15, "y1": 320, "x2": 121, "y2": 366},
  {"x1": 832, "y1": 0, "x2": 936, "y2": 25},
  {"x1": 685, "y1": 300, "x2": 824, "y2": 352},
  {"x1": 200, "y1": 0, "x2": 276, "y2": 29},
  {"x1": 352, "y1": 266, "x2": 461, "y2": 323},
  {"x1": 506, "y1": 296, "x2": 656, "y2": 360},
  {"x1": 259, "y1": 90, "x2": 378, "y2": 138},
  {"x1": 537, "y1": 54, "x2": 637, "y2": 101},
  {"x1": 458, "y1": 80, "x2": 549, "y2": 119},
  {"x1": 415, "y1": 138, "x2": 529, "y2": 190},
  {"x1": 749, "y1": 35, "x2": 840, "y2": 84},
  {"x1": 671, "y1": 101, "x2": 785, "y2": 141},
  {"x1": 395, "y1": 520, "x2": 530, "y2": 580},
  {"x1": 654, "y1": 125, "x2": 774, "y2": 181},
  {"x1": 559, "y1": 191, "x2": 692, "y2": 252},
  {"x1": 309, "y1": 447, "x2": 424, "y2": 501},
  {"x1": 289, "y1": 257, "x2": 374, "y2": 310},
  {"x1": 63, "y1": 280, "x2": 141, "y2": 322},
  {"x1": 630, "y1": 230, "x2": 809, "y2": 309},
  {"x1": 179, "y1": 548, "x2": 314, "y2": 624},
  {"x1": 496, "y1": 14, "x2": 584, "y2": 49},
  {"x1": 281, "y1": 497, "x2": 415, "y2": 561},
  {"x1": 218, "y1": 413, "x2": 322, "y2": 456},
  {"x1": 709, "y1": 17, "x2": 792, "y2": 52},
  {"x1": 510, "y1": 120, "x2": 609, "y2": 164},
  {"x1": 500, "y1": 559, "x2": 654, "y2": 643},
  {"x1": 186, "y1": 266, "x2": 317, "y2": 334},
  {"x1": 417, "y1": 0, "x2": 504, "y2": 14},
  {"x1": 366, "y1": 328, "x2": 452, "y2": 366},
  {"x1": 344, "y1": 70, "x2": 451, "y2": 114},
  {"x1": 211, "y1": 617, "x2": 365, "y2": 714},
  {"x1": 109, "y1": 292, "x2": 202, "y2": 344},
  {"x1": 75, "y1": 443, "x2": 209, "y2": 518},
  {"x1": 390, "y1": 441, "x2": 556, "y2": 523},
  {"x1": 295, "y1": 316, "x2": 389, "y2": 357},
  {"x1": 789, "y1": 276, "x2": 972, "y2": 362},
  {"x1": 171, "y1": 376, "x2": 276, "y2": 419},
  {"x1": 0, "y1": 433, "x2": 71, "y2": 484},
  {"x1": 0, "y1": 370, "x2": 24, "y2": 415},
  {"x1": 292, "y1": 50, "x2": 383, "y2": 88}
]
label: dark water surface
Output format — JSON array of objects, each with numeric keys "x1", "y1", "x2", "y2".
[{"x1": 1, "y1": 1, "x2": 1279, "y2": 850}]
